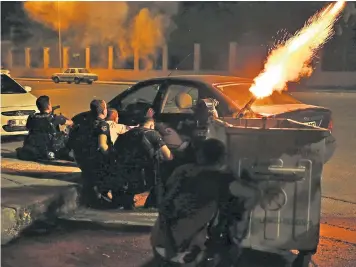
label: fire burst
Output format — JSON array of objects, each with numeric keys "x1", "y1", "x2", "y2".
[{"x1": 249, "y1": 1, "x2": 346, "y2": 99}]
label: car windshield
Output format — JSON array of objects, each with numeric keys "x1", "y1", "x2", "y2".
[
  {"x1": 79, "y1": 69, "x2": 90, "y2": 73},
  {"x1": 214, "y1": 83, "x2": 301, "y2": 108},
  {"x1": 107, "y1": 86, "x2": 132, "y2": 108},
  {"x1": 1, "y1": 74, "x2": 26, "y2": 94}
]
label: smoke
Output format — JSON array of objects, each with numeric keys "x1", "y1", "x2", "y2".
[{"x1": 23, "y1": 1, "x2": 179, "y2": 69}]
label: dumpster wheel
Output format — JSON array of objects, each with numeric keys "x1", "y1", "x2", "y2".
[{"x1": 292, "y1": 251, "x2": 314, "y2": 267}]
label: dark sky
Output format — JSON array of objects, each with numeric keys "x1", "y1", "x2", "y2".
[{"x1": 1, "y1": 1, "x2": 329, "y2": 43}]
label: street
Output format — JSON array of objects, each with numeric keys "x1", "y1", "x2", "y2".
[
  {"x1": 1, "y1": 80, "x2": 356, "y2": 267},
  {"x1": 1, "y1": 217, "x2": 356, "y2": 267}
]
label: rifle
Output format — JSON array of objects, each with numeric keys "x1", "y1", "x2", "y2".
[{"x1": 52, "y1": 105, "x2": 61, "y2": 112}]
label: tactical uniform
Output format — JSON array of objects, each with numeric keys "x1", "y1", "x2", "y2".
[
  {"x1": 80, "y1": 117, "x2": 113, "y2": 207},
  {"x1": 20, "y1": 112, "x2": 69, "y2": 160},
  {"x1": 151, "y1": 163, "x2": 257, "y2": 267},
  {"x1": 103, "y1": 126, "x2": 166, "y2": 209}
]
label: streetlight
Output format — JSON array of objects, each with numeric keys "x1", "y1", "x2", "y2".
[{"x1": 57, "y1": 1, "x2": 62, "y2": 71}]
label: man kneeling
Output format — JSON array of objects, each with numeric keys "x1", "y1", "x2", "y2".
[{"x1": 151, "y1": 139, "x2": 259, "y2": 267}]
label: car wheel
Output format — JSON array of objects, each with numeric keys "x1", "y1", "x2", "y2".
[
  {"x1": 74, "y1": 77, "x2": 81, "y2": 84},
  {"x1": 87, "y1": 80, "x2": 93, "y2": 85},
  {"x1": 53, "y1": 77, "x2": 60, "y2": 83}
]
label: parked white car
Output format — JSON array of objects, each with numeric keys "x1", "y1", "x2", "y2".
[
  {"x1": 51, "y1": 68, "x2": 98, "y2": 84},
  {"x1": 1, "y1": 74, "x2": 38, "y2": 136}
]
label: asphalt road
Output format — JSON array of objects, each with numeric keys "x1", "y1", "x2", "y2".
[
  {"x1": 20, "y1": 80, "x2": 131, "y2": 118},
  {"x1": 1, "y1": 80, "x2": 356, "y2": 266},
  {"x1": 1, "y1": 220, "x2": 355, "y2": 267}
]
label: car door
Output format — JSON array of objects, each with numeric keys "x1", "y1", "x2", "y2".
[
  {"x1": 61, "y1": 68, "x2": 71, "y2": 81},
  {"x1": 69, "y1": 68, "x2": 77, "y2": 82},
  {"x1": 154, "y1": 80, "x2": 206, "y2": 139},
  {"x1": 108, "y1": 80, "x2": 166, "y2": 125}
]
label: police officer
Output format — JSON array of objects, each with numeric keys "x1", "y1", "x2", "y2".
[
  {"x1": 22, "y1": 95, "x2": 73, "y2": 160},
  {"x1": 103, "y1": 116, "x2": 174, "y2": 209},
  {"x1": 150, "y1": 138, "x2": 259, "y2": 267},
  {"x1": 80, "y1": 99, "x2": 113, "y2": 207}
]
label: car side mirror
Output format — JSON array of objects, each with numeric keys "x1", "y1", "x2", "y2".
[{"x1": 24, "y1": 86, "x2": 32, "y2": 92}]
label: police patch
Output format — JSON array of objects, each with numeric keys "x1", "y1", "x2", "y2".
[{"x1": 101, "y1": 125, "x2": 108, "y2": 132}]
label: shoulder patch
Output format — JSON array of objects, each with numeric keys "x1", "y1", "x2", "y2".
[{"x1": 101, "y1": 125, "x2": 108, "y2": 132}]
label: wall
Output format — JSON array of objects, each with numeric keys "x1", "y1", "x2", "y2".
[{"x1": 4, "y1": 43, "x2": 356, "y2": 88}]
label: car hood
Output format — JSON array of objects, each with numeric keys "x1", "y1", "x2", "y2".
[
  {"x1": 251, "y1": 103, "x2": 327, "y2": 116},
  {"x1": 1, "y1": 93, "x2": 37, "y2": 108}
]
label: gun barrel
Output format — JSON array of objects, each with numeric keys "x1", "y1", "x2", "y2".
[
  {"x1": 52, "y1": 105, "x2": 60, "y2": 110},
  {"x1": 236, "y1": 96, "x2": 257, "y2": 118}
]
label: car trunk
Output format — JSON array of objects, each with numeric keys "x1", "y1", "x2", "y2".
[{"x1": 251, "y1": 104, "x2": 332, "y2": 130}]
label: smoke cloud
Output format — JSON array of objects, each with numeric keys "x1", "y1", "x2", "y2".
[{"x1": 23, "y1": 1, "x2": 179, "y2": 69}]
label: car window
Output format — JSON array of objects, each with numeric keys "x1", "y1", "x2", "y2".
[
  {"x1": 64, "y1": 69, "x2": 70, "y2": 73},
  {"x1": 79, "y1": 69, "x2": 89, "y2": 73},
  {"x1": 120, "y1": 83, "x2": 160, "y2": 110},
  {"x1": 215, "y1": 83, "x2": 301, "y2": 107},
  {"x1": 70, "y1": 69, "x2": 76, "y2": 74},
  {"x1": 1, "y1": 74, "x2": 26, "y2": 94},
  {"x1": 162, "y1": 84, "x2": 199, "y2": 114}
]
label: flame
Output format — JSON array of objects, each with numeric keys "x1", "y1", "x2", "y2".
[
  {"x1": 23, "y1": 2, "x2": 177, "y2": 70},
  {"x1": 249, "y1": 1, "x2": 346, "y2": 99}
]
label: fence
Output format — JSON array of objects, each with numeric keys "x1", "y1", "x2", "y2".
[{"x1": 2, "y1": 42, "x2": 356, "y2": 87}]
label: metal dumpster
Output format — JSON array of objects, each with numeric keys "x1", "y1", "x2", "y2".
[{"x1": 206, "y1": 117, "x2": 331, "y2": 264}]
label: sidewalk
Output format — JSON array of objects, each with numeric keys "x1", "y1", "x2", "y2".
[{"x1": 1, "y1": 158, "x2": 81, "y2": 244}]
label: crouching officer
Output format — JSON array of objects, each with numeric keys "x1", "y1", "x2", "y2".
[
  {"x1": 102, "y1": 116, "x2": 174, "y2": 210},
  {"x1": 150, "y1": 139, "x2": 259, "y2": 267},
  {"x1": 18, "y1": 95, "x2": 73, "y2": 160},
  {"x1": 80, "y1": 99, "x2": 114, "y2": 207}
]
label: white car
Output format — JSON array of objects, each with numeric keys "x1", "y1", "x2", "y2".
[
  {"x1": 51, "y1": 68, "x2": 98, "y2": 84},
  {"x1": 1, "y1": 74, "x2": 38, "y2": 136}
]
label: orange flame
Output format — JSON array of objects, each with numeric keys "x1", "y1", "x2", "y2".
[
  {"x1": 249, "y1": 1, "x2": 346, "y2": 99},
  {"x1": 23, "y1": 2, "x2": 177, "y2": 70}
]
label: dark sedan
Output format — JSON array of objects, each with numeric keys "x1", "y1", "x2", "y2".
[{"x1": 72, "y1": 75, "x2": 336, "y2": 161}]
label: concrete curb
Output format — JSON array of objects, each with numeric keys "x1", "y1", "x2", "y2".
[
  {"x1": 1, "y1": 173, "x2": 81, "y2": 245},
  {"x1": 15, "y1": 77, "x2": 137, "y2": 86}
]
